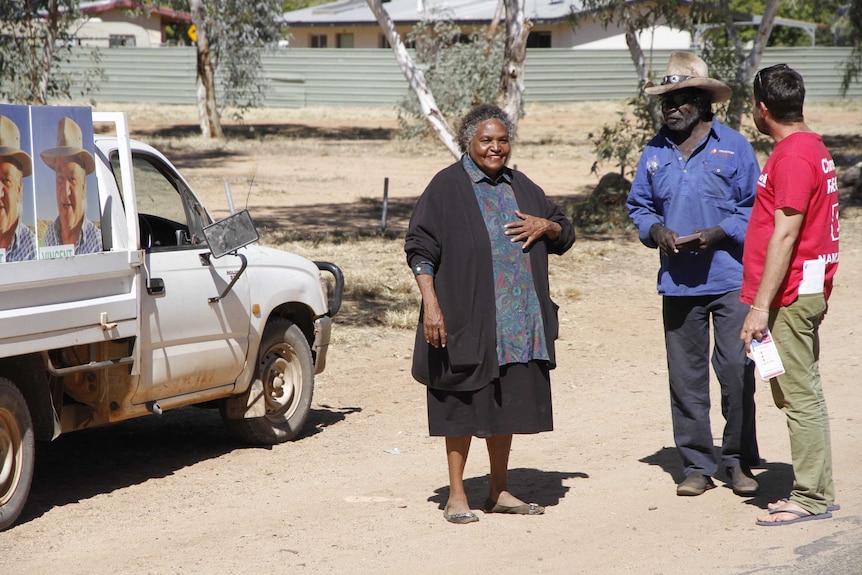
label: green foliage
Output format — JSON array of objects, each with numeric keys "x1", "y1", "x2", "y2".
[
  {"x1": 396, "y1": 19, "x2": 506, "y2": 140},
  {"x1": 840, "y1": 1, "x2": 862, "y2": 94},
  {"x1": 0, "y1": 0, "x2": 103, "y2": 104},
  {"x1": 588, "y1": 95, "x2": 653, "y2": 180},
  {"x1": 282, "y1": 0, "x2": 329, "y2": 11},
  {"x1": 562, "y1": 171, "x2": 634, "y2": 234},
  {"x1": 696, "y1": 1, "x2": 847, "y2": 47},
  {"x1": 575, "y1": 0, "x2": 692, "y2": 38},
  {"x1": 203, "y1": 0, "x2": 284, "y2": 113}
]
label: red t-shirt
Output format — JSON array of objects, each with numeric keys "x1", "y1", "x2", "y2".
[{"x1": 741, "y1": 132, "x2": 839, "y2": 306}]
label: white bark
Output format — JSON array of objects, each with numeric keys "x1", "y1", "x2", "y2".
[
  {"x1": 498, "y1": 0, "x2": 532, "y2": 124},
  {"x1": 190, "y1": 0, "x2": 223, "y2": 139},
  {"x1": 741, "y1": 0, "x2": 780, "y2": 82},
  {"x1": 366, "y1": 0, "x2": 460, "y2": 158}
]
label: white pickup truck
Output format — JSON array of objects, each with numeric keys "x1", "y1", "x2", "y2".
[{"x1": 0, "y1": 111, "x2": 343, "y2": 530}]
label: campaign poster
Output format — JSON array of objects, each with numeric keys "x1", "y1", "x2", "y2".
[
  {"x1": 30, "y1": 105, "x2": 103, "y2": 259},
  {"x1": 0, "y1": 104, "x2": 38, "y2": 263}
]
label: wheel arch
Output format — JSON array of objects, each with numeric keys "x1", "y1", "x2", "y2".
[
  {"x1": 0, "y1": 355, "x2": 57, "y2": 441},
  {"x1": 267, "y1": 302, "x2": 315, "y2": 349}
]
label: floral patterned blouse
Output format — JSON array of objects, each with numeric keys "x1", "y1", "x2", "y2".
[{"x1": 461, "y1": 153, "x2": 549, "y2": 366}]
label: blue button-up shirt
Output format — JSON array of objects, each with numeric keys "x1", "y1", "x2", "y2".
[{"x1": 627, "y1": 118, "x2": 759, "y2": 296}]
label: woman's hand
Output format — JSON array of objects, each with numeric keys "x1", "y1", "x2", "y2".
[
  {"x1": 504, "y1": 211, "x2": 561, "y2": 250},
  {"x1": 415, "y1": 274, "x2": 446, "y2": 348},
  {"x1": 422, "y1": 299, "x2": 447, "y2": 348}
]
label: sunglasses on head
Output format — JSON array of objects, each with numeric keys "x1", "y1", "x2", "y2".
[{"x1": 754, "y1": 63, "x2": 790, "y2": 97}]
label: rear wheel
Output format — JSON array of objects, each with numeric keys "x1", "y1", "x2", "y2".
[
  {"x1": 220, "y1": 320, "x2": 314, "y2": 445},
  {"x1": 0, "y1": 378, "x2": 35, "y2": 531}
]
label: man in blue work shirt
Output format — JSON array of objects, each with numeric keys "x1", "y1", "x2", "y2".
[{"x1": 627, "y1": 52, "x2": 760, "y2": 497}]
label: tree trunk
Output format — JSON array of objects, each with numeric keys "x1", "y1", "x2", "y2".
[
  {"x1": 34, "y1": 0, "x2": 61, "y2": 105},
  {"x1": 190, "y1": 0, "x2": 223, "y2": 139},
  {"x1": 725, "y1": 0, "x2": 780, "y2": 130},
  {"x1": 623, "y1": 26, "x2": 662, "y2": 132},
  {"x1": 366, "y1": 0, "x2": 459, "y2": 158},
  {"x1": 487, "y1": 0, "x2": 504, "y2": 39},
  {"x1": 498, "y1": 0, "x2": 532, "y2": 125}
]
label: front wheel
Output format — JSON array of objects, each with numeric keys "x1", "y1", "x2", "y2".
[
  {"x1": 0, "y1": 378, "x2": 35, "y2": 531},
  {"x1": 220, "y1": 320, "x2": 314, "y2": 445}
]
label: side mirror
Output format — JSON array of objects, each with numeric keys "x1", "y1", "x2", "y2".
[
  {"x1": 202, "y1": 209, "x2": 259, "y2": 259},
  {"x1": 202, "y1": 209, "x2": 259, "y2": 304}
]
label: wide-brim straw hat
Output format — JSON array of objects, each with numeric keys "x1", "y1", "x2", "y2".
[
  {"x1": 644, "y1": 51, "x2": 732, "y2": 103},
  {"x1": 0, "y1": 115, "x2": 33, "y2": 178},
  {"x1": 40, "y1": 117, "x2": 96, "y2": 175}
]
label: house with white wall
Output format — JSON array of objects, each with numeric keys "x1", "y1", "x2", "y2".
[
  {"x1": 280, "y1": 0, "x2": 692, "y2": 50},
  {"x1": 77, "y1": 0, "x2": 191, "y2": 47}
]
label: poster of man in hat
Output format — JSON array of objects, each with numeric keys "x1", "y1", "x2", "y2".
[
  {"x1": 32, "y1": 106, "x2": 103, "y2": 258},
  {"x1": 0, "y1": 105, "x2": 37, "y2": 263}
]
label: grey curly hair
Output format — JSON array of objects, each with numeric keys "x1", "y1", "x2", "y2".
[{"x1": 457, "y1": 104, "x2": 515, "y2": 153}]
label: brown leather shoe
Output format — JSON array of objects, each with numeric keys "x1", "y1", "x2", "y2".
[
  {"x1": 677, "y1": 472, "x2": 716, "y2": 496},
  {"x1": 727, "y1": 464, "x2": 759, "y2": 496}
]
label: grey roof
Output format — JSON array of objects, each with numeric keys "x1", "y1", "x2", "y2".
[{"x1": 282, "y1": 0, "x2": 587, "y2": 26}]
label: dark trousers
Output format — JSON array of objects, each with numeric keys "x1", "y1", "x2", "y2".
[{"x1": 663, "y1": 291, "x2": 759, "y2": 477}]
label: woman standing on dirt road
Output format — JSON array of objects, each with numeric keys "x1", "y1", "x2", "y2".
[{"x1": 405, "y1": 104, "x2": 575, "y2": 524}]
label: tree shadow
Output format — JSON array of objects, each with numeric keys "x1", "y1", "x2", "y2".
[
  {"x1": 428, "y1": 468, "x2": 589, "y2": 511},
  {"x1": 19, "y1": 403, "x2": 361, "y2": 526},
  {"x1": 254, "y1": 196, "x2": 417, "y2": 242},
  {"x1": 130, "y1": 122, "x2": 398, "y2": 142},
  {"x1": 639, "y1": 446, "x2": 794, "y2": 508},
  {"x1": 823, "y1": 134, "x2": 862, "y2": 166},
  {"x1": 250, "y1": 191, "x2": 613, "y2": 245}
]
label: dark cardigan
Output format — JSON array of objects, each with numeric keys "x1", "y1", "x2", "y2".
[{"x1": 405, "y1": 161, "x2": 575, "y2": 391}]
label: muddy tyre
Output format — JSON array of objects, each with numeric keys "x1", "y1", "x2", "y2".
[
  {"x1": 221, "y1": 320, "x2": 314, "y2": 445},
  {"x1": 0, "y1": 378, "x2": 35, "y2": 531}
]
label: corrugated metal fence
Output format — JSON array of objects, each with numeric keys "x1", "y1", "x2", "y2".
[{"x1": 67, "y1": 46, "x2": 861, "y2": 107}]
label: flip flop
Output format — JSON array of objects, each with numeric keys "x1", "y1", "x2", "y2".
[
  {"x1": 443, "y1": 508, "x2": 479, "y2": 524},
  {"x1": 757, "y1": 508, "x2": 832, "y2": 527},
  {"x1": 483, "y1": 498, "x2": 544, "y2": 515},
  {"x1": 769, "y1": 498, "x2": 840, "y2": 512}
]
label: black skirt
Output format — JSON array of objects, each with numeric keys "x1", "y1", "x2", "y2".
[{"x1": 426, "y1": 361, "x2": 553, "y2": 437}]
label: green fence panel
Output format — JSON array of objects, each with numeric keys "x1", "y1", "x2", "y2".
[{"x1": 66, "y1": 46, "x2": 862, "y2": 107}]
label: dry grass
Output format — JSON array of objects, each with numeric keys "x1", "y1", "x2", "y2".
[{"x1": 267, "y1": 234, "x2": 420, "y2": 331}]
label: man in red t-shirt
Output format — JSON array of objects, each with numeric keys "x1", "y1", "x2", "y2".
[{"x1": 740, "y1": 64, "x2": 839, "y2": 527}]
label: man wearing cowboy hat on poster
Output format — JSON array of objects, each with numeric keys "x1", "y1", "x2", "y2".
[
  {"x1": 0, "y1": 115, "x2": 37, "y2": 262},
  {"x1": 627, "y1": 51, "x2": 761, "y2": 497},
  {"x1": 40, "y1": 116, "x2": 102, "y2": 255}
]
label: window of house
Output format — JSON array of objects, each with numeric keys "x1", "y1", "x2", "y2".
[
  {"x1": 380, "y1": 35, "x2": 390, "y2": 49},
  {"x1": 109, "y1": 34, "x2": 136, "y2": 47},
  {"x1": 527, "y1": 31, "x2": 551, "y2": 48},
  {"x1": 310, "y1": 34, "x2": 328, "y2": 48},
  {"x1": 336, "y1": 33, "x2": 354, "y2": 48}
]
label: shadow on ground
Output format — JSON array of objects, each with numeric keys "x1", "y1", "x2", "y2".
[
  {"x1": 255, "y1": 196, "x2": 417, "y2": 242},
  {"x1": 20, "y1": 403, "x2": 360, "y2": 527},
  {"x1": 251, "y1": 191, "x2": 605, "y2": 244},
  {"x1": 639, "y1": 446, "x2": 795, "y2": 507},
  {"x1": 128, "y1": 122, "x2": 398, "y2": 142},
  {"x1": 428, "y1": 467, "x2": 589, "y2": 511}
]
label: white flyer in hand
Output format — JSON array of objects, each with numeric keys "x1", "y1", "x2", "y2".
[{"x1": 750, "y1": 328, "x2": 785, "y2": 380}]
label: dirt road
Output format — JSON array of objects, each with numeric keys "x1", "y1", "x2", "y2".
[{"x1": 1, "y1": 102, "x2": 861, "y2": 575}]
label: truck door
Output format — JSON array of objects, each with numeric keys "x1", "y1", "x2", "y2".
[{"x1": 112, "y1": 152, "x2": 250, "y2": 404}]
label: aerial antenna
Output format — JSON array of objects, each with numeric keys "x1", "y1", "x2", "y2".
[{"x1": 245, "y1": 172, "x2": 256, "y2": 210}]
